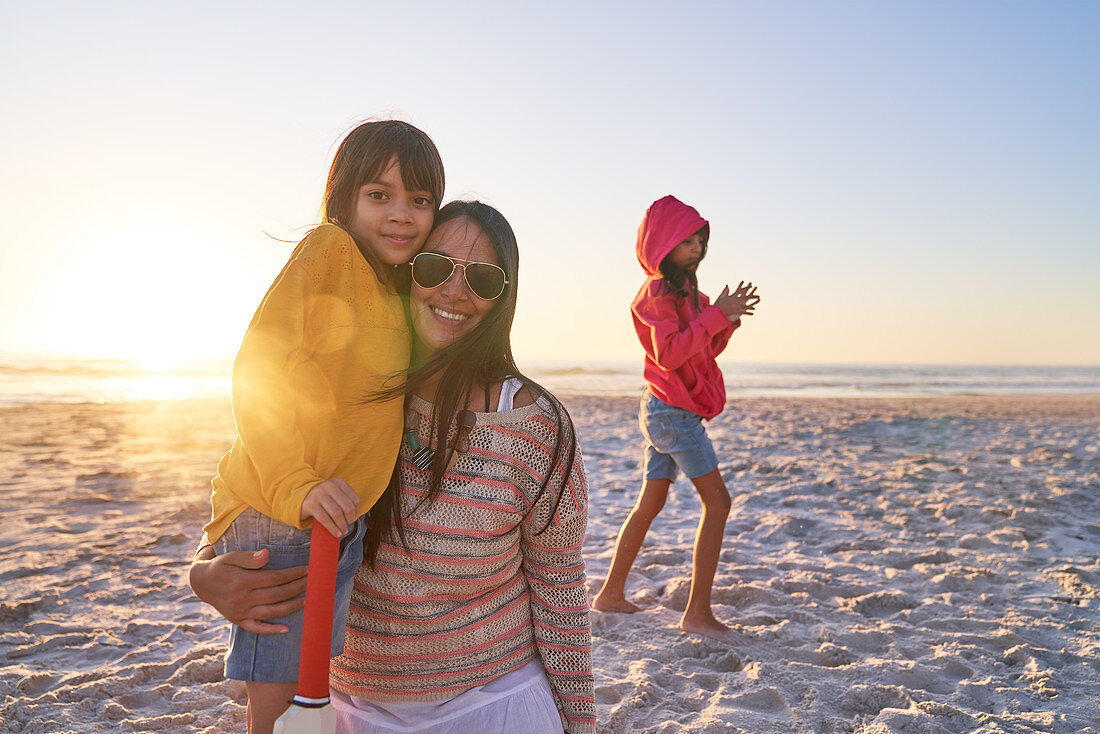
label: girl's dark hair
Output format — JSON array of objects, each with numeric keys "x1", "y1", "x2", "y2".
[
  {"x1": 321, "y1": 119, "x2": 445, "y2": 282},
  {"x1": 658, "y1": 224, "x2": 709, "y2": 311},
  {"x1": 363, "y1": 200, "x2": 577, "y2": 565}
]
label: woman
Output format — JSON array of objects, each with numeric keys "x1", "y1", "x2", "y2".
[{"x1": 190, "y1": 201, "x2": 596, "y2": 734}]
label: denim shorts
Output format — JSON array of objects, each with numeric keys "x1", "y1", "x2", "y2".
[
  {"x1": 639, "y1": 388, "x2": 719, "y2": 481},
  {"x1": 213, "y1": 507, "x2": 367, "y2": 683}
]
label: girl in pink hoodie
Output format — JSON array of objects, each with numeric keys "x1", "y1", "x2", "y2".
[{"x1": 593, "y1": 195, "x2": 759, "y2": 645}]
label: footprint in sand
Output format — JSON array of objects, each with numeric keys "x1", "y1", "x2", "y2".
[
  {"x1": 679, "y1": 619, "x2": 743, "y2": 650},
  {"x1": 15, "y1": 672, "x2": 57, "y2": 696},
  {"x1": 594, "y1": 680, "x2": 635, "y2": 705},
  {"x1": 839, "y1": 684, "x2": 912, "y2": 715},
  {"x1": 6, "y1": 632, "x2": 95, "y2": 660},
  {"x1": 728, "y1": 687, "x2": 792, "y2": 715},
  {"x1": 795, "y1": 642, "x2": 855, "y2": 668},
  {"x1": 839, "y1": 590, "x2": 917, "y2": 618}
]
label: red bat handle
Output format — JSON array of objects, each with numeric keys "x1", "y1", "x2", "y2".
[{"x1": 294, "y1": 522, "x2": 340, "y2": 704}]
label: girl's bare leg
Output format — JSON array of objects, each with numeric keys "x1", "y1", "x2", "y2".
[
  {"x1": 592, "y1": 478, "x2": 671, "y2": 612},
  {"x1": 679, "y1": 467, "x2": 737, "y2": 643},
  {"x1": 245, "y1": 681, "x2": 296, "y2": 734}
]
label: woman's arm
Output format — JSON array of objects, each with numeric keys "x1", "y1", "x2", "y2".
[
  {"x1": 188, "y1": 545, "x2": 308, "y2": 634},
  {"x1": 518, "y1": 420, "x2": 596, "y2": 734}
]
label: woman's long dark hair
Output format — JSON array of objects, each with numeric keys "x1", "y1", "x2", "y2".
[
  {"x1": 364, "y1": 200, "x2": 577, "y2": 565},
  {"x1": 658, "y1": 224, "x2": 709, "y2": 312}
]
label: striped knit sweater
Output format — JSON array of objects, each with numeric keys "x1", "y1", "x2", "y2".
[{"x1": 330, "y1": 392, "x2": 596, "y2": 734}]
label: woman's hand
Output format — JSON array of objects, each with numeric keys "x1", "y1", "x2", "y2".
[
  {"x1": 188, "y1": 546, "x2": 308, "y2": 634},
  {"x1": 714, "y1": 281, "x2": 760, "y2": 322}
]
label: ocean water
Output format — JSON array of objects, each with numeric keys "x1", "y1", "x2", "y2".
[
  {"x1": 527, "y1": 361, "x2": 1100, "y2": 399},
  {"x1": 1, "y1": 355, "x2": 1098, "y2": 407},
  {"x1": 0, "y1": 357, "x2": 233, "y2": 407}
]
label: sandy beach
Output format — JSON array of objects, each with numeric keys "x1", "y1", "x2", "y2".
[{"x1": 2, "y1": 394, "x2": 1098, "y2": 733}]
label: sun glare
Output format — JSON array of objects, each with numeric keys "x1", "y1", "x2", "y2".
[
  {"x1": 123, "y1": 373, "x2": 197, "y2": 401},
  {"x1": 40, "y1": 225, "x2": 249, "y2": 363},
  {"x1": 137, "y1": 357, "x2": 182, "y2": 373}
]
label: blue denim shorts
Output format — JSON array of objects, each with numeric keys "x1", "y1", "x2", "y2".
[
  {"x1": 213, "y1": 507, "x2": 367, "y2": 683},
  {"x1": 639, "y1": 388, "x2": 719, "y2": 481}
]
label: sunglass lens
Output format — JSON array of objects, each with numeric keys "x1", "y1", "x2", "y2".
[
  {"x1": 412, "y1": 254, "x2": 453, "y2": 289},
  {"x1": 465, "y1": 264, "x2": 506, "y2": 300}
]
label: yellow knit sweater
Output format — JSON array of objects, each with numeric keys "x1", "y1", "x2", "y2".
[{"x1": 204, "y1": 224, "x2": 409, "y2": 542}]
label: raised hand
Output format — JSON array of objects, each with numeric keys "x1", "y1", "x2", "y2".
[{"x1": 713, "y1": 281, "x2": 760, "y2": 321}]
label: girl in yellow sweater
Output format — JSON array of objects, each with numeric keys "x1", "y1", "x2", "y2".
[{"x1": 201, "y1": 119, "x2": 445, "y2": 733}]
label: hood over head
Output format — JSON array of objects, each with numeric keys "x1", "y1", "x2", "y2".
[{"x1": 635, "y1": 195, "x2": 709, "y2": 276}]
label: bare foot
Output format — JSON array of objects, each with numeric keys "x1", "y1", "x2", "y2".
[
  {"x1": 679, "y1": 613, "x2": 741, "y2": 646},
  {"x1": 591, "y1": 592, "x2": 642, "y2": 613}
]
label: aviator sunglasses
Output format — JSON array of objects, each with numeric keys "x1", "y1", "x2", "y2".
[{"x1": 409, "y1": 252, "x2": 509, "y2": 301}]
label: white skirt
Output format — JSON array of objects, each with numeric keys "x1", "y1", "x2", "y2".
[{"x1": 331, "y1": 659, "x2": 563, "y2": 734}]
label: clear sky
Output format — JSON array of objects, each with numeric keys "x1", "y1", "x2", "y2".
[{"x1": 2, "y1": 0, "x2": 1097, "y2": 365}]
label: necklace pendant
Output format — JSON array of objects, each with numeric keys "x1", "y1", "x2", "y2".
[
  {"x1": 411, "y1": 446, "x2": 435, "y2": 471},
  {"x1": 455, "y1": 410, "x2": 476, "y2": 453}
]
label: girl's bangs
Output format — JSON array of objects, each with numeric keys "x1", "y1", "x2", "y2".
[
  {"x1": 396, "y1": 140, "x2": 444, "y2": 202},
  {"x1": 352, "y1": 134, "x2": 443, "y2": 204}
]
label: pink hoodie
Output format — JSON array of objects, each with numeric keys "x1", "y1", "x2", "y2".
[{"x1": 631, "y1": 195, "x2": 738, "y2": 420}]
